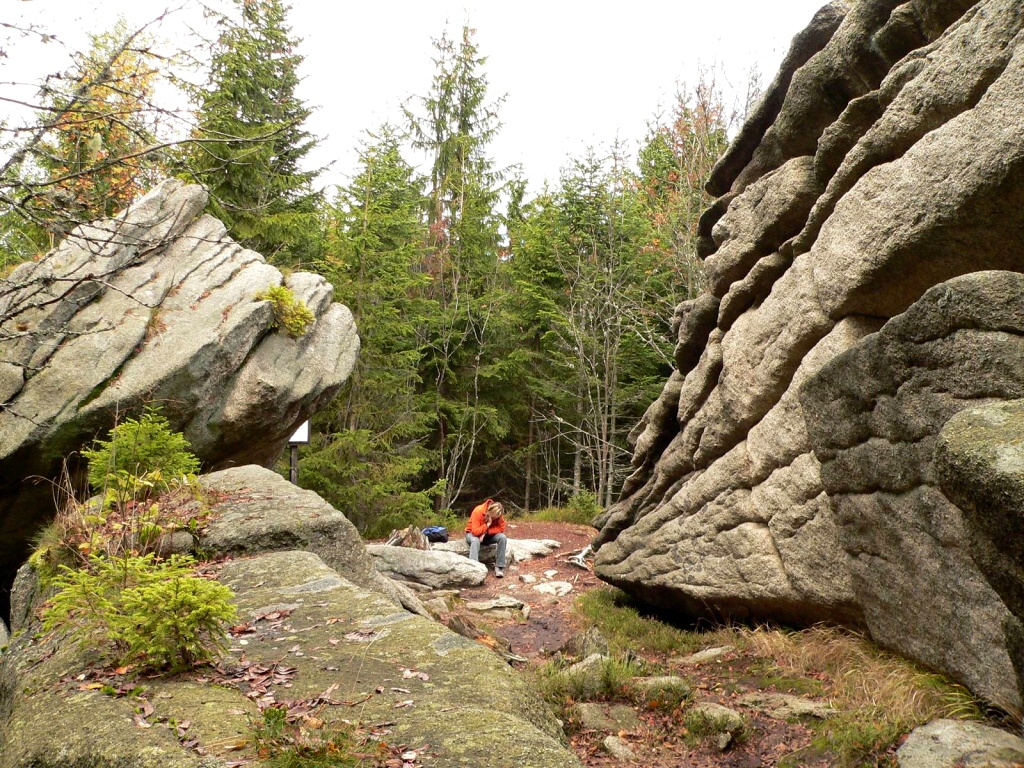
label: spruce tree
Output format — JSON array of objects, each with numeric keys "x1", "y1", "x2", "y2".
[
  {"x1": 188, "y1": 0, "x2": 321, "y2": 266},
  {"x1": 406, "y1": 26, "x2": 513, "y2": 511},
  {"x1": 299, "y1": 127, "x2": 441, "y2": 534},
  {"x1": 509, "y1": 147, "x2": 679, "y2": 507}
]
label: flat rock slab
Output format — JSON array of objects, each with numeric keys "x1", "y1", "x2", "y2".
[
  {"x1": 576, "y1": 702, "x2": 641, "y2": 733},
  {"x1": 690, "y1": 702, "x2": 745, "y2": 734},
  {"x1": 199, "y1": 465, "x2": 427, "y2": 616},
  {"x1": 603, "y1": 735, "x2": 637, "y2": 760},
  {"x1": 0, "y1": 550, "x2": 580, "y2": 768},
  {"x1": 423, "y1": 597, "x2": 452, "y2": 616},
  {"x1": 216, "y1": 552, "x2": 578, "y2": 767},
  {"x1": 434, "y1": 538, "x2": 561, "y2": 563},
  {"x1": 897, "y1": 719, "x2": 1024, "y2": 768},
  {"x1": 534, "y1": 581, "x2": 573, "y2": 597},
  {"x1": 674, "y1": 645, "x2": 735, "y2": 665},
  {"x1": 466, "y1": 596, "x2": 526, "y2": 613},
  {"x1": 738, "y1": 692, "x2": 836, "y2": 720},
  {"x1": 366, "y1": 544, "x2": 487, "y2": 589}
]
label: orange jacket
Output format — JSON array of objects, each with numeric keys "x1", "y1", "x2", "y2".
[{"x1": 466, "y1": 499, "x2": 506, "y2": 537}]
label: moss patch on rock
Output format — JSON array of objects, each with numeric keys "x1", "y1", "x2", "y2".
[{"x1": 1, "y1": 550, "x2": 579, "y2": 768}]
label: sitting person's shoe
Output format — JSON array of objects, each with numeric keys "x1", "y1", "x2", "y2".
[{"x1": 495, "y1": 567, "x2": 504, "y2": 578}]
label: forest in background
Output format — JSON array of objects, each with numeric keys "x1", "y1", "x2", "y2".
[{"x1": 0, "y1": 0, "x2": 749, "y2": 536}]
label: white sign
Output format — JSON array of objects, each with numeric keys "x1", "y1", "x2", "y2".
[{"x1": 288, "y1": 420, "x2": 310, "y2": 444}]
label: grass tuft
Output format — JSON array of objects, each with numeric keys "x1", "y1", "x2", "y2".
[
  {"x1": 744, "y1": 624, "x2": 986, "y2": 767},
  {"x1": 575, "y1": 587, "x2": 745, "y2": 656},
  {"x1": 516, "y1": 506, "x2": 597, "y2": 527},
  {"x1": 250, "y1": 707, "x2": 377, "y2": 767}
]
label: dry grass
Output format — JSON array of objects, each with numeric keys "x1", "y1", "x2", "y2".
[
  {"x1": 743, "y1": 624, "x2": 982, "y2": 722},
  {"x1": 516, "y1": 505, "x2": 597, "y2": 527},
  {"x1": 30, "y1": 468, "x2": 211, "y2": 581},
  {"x1": 743, "y1": 624, "x2": 986, "y2": 766},
  {"x1": 569, "y1": 589, "x2": 993, "y2": 766}
]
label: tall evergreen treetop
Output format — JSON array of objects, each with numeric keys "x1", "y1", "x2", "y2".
[
  {"x1": 190, "y1": 0, "x2": 322, "y2": 265},
  {"x1": 404, "y1": 26, "x2": 514, "y2": 509}
]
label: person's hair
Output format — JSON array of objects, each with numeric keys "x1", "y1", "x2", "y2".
[{"x1": 489, "y1": 502, "x2": 504, "y2": 516}]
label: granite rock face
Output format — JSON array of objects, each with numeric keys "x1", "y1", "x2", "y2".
[
  {"x1": 197, "y1": 465, "x2": 429, "y2": 617},
  {"x1": 0, "y1": 550, "x2": 580, "y2": 768},
  {"x1": 0, "y1": 179, "x2": 359, "y2": 615},
  {"x1": 801, "y1": 271, "x2": 1024, "y2": 712},
  {"x1": 896, "y1": 719, "x2": 1024, "y2": 768},
  {"x1": 595, "y1": 0, "x2": 1024, "y2": 711},
  {"x1": 935, "y1": 398, "x2": 1024, "y2": 710}
]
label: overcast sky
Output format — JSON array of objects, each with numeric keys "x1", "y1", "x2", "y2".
[{"x1": 5, "y1": 0, "x2": 827, "y2": 191}]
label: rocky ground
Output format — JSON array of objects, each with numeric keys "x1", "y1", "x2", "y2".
[
  {"x1": 425, "y1": 521, "x2": 1021, "y2": 768},
  {"x1": 439, "y1": 521, "x2": 830, "y2": 768}
]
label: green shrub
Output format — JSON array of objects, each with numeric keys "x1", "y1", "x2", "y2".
[
  {"x1": 256, "y1": 284, "x2": 315, "y2": 337},
  {"x1": 82, "y1": 408, "x2": 200, "y2": 502},
  {"x1": 519, "y1": 504, "x2": 596, "y2": 526},
  {"x1": 294, "y1": 427, "x2": 446, "y2": 538},
  {"x1": 42, "y1": 553, "x2": 236, "y2": 672},
  {"x1": 566, "y1": 490, "x2": 602, "y2": 524}
]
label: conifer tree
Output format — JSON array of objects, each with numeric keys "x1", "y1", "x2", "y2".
[
  {"x1": 300, "y1": 127, "x2": 441, "y2": 535},
  {"x1": 188, "y1": 0, "x2": 321, "y2": 266},
  {"x1": 509, "y1": 147, "x2": 680, "y2": 507},
  {"x1": 406, "y1": 26, "x2": 513, "y2": 510}
]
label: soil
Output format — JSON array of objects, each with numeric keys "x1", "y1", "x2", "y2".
[
  {"x1": 457, "y1": 521, "x2": 602, "y2": 658},
  {"x1": 444, "y1": 521, "x2": 856, "y2": 768}
]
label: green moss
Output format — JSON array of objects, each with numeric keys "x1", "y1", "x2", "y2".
[
  {"x1": 576, "y1": 587, "x2": 712, "y2": 655},
  {"x1": 256, "y1": 285, "x2": 315, "y2": 338},
  {"x1": 682, "y1": 709, "x2": 745, "y2": 745}
]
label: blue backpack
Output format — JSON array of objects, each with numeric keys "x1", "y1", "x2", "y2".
[{"x1": 422, "y1": 525, "x2": 449, "y2": 543}]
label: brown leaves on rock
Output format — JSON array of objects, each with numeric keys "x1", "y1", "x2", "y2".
[
  {"x1": 343, "y1": 628, "x2": 381, "y2": 642},
  {"x1": 198, "y1": 659, "x2": 298, "y2": 710}
]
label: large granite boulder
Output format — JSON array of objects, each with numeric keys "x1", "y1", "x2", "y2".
[
  {"x1": 3, "y1": 465, "x2": 431, "y2": 632},
  {"x1": 197, "y1": 465, "x2": 429, "y2": 617},
  {"x1": 0, "y1": 550, "x2": 580, "y2": 768},
  {"x1": 594, "y1": 0, "x2": 1024, "y2": 711},
  {"x1": 801, "y1": 271, "x2": 1024, "y2": 712},
  {"x1": 936, "y1": 398, "x2": 1024, "y2": 709},
  {"x1": 897, "y1": 719, "x2": 1024, "y2": 768},
  {"x1": 0, "y1": 179, "x2": 359, "y2": 617},
  {"x1": 433, "y1": 537, "x2": 562, "y2": 563}
]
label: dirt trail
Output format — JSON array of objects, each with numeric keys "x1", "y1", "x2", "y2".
[{"x1": 447, "y1": 521, "x2": 836, "y2": 768}]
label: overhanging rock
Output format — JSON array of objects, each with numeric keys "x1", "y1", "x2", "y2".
[{"x1": 0, "y1": 179, "x2": 359, "y2": 617}]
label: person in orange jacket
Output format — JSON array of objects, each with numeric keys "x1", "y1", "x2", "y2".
[{"x1": 465, "y1": 499, "x2": 508, "y2": 577}]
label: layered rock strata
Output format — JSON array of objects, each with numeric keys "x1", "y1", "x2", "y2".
[
  {"x1": 594, "y1": 0, "x2": 1024, "y2": 710},
  {"x1": 801, "y1": 271, "x2": 1024, "y2": 711},
  {"x1": 0, "y1": 179, "x2": 359, "y2": 616}
]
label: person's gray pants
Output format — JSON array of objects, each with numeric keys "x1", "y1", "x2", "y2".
[{"x1": 466, "y1": 532, "x2": 507, "y2": 568}]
